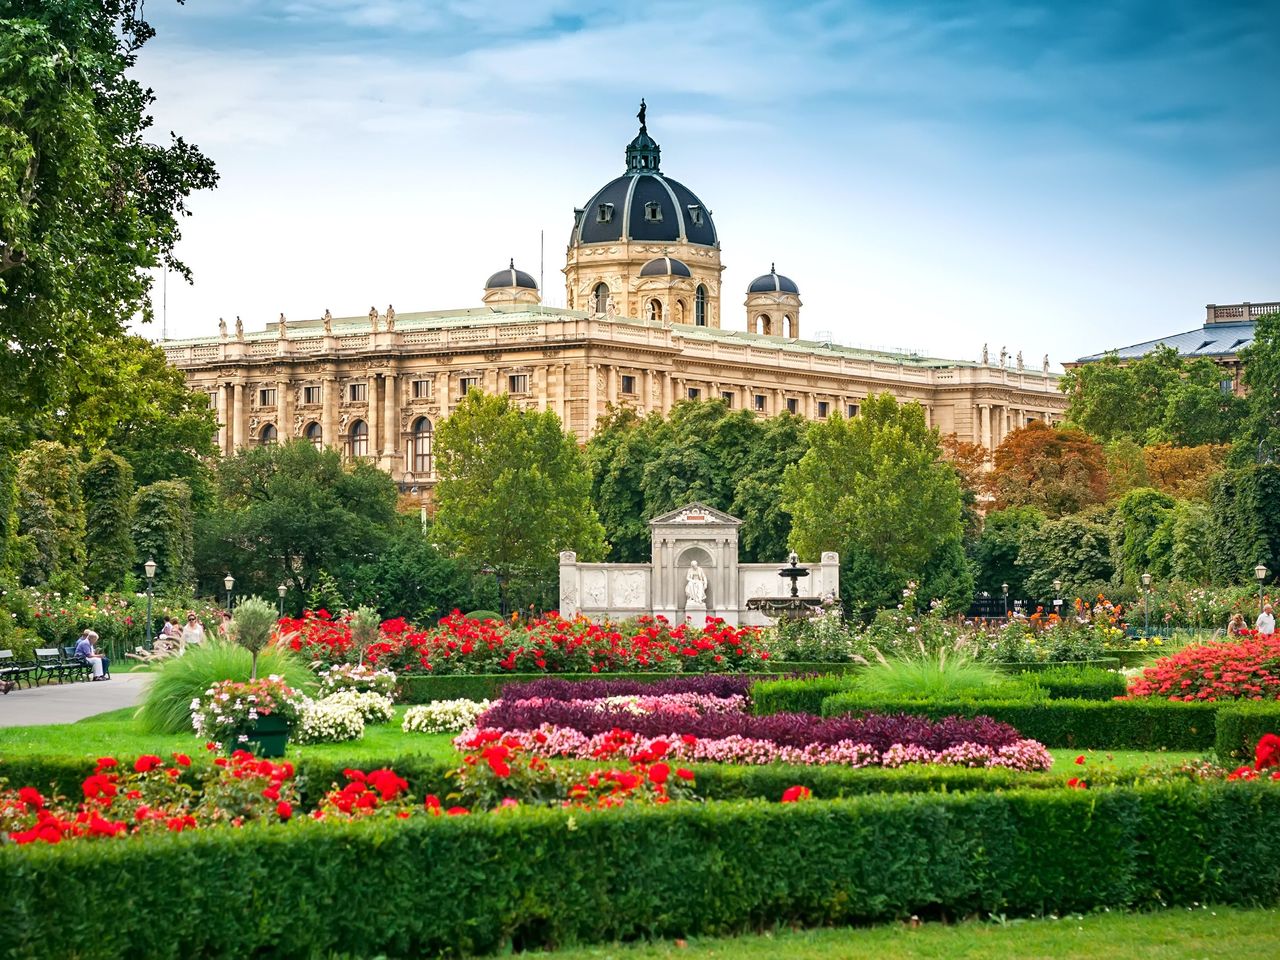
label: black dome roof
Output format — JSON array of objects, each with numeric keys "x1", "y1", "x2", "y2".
[
  {"x1": 748, "y1": 264, "x2": 799, "y2": 295},
  {"x1": 639, "y1": 256, "x2": 692, "y2": 277},
  {"x1": 571, "y1": 114, "x2": 718, "y2": 248},
  {"x1": 485, "y1": 259, "x2": 537, "y2": 290}
]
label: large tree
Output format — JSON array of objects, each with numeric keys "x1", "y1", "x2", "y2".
[
  {"x1": 782, "y1": 394, "x2": 970, "y2": 616},
  {"x1": 972, "y1": 506, "x2": 1045, "y2": 599},
  {"x1": 987, "y1": 421, "x2": 1109, "y2": 518},
  {"x1": 1237, "y1": 310, "x2": 1280, "y2": 464},
  {"x1": 730, "y1": 411, "x2": 807, "y2": 563},
  {"x1": 433, "y1": 392, "x2": 605, "y2": 610},
  {"x1": 585, "y1": 407, "x2": 661, "y2": 563},
  {"x1": 0, "y1": 0, "x2": 217, "y2": 419},
  {"x1": 14, "y1": 440, "x2": 84, "y2": 588}
]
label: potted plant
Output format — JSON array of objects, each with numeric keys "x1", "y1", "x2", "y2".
[{"x1": 192, "y1": 676, "x2": 302, "y2": 757}]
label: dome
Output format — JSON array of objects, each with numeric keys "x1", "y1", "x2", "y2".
[
  {"x1": 639, "y1": 256, "x2": 692, "y2": 278},
  {"x1": 485, "y1": 259, "x2": 537, "y2": 290},
  {"x1": 747, "y1": 264, "x2": 799, "y2": 295}
]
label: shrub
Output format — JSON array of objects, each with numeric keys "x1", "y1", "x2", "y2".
[
  {"x1": 319, "y1": 690, "x2": 394, "y2": 725},
  {"x1": 751, "y1": 676, "x2": 857, "y2": 716},
  {"x1": 229, "y1": 596, "x2": 278, "y2": 680},
  {"x1": 294, "y1": 700, "x2": 365, "y2": 745},
  {"x1": 316, "y1": 663, "x2": 397, "y2": 698},
  {"x1": 1215, "y1": 702, "x2": 1280, "y2": 765},
  {"x1": 136, "y1": 640, "x2": 316, "y2": 734},
  {"x1": 502, "y1": 675, "x2": 757, "y2": 703},
  {"x1": 1030, "y1": 665, "x2": 1127, "y2": 700},
  {"x1": 402, "y1": 699, "x2": 491, "y2": 734},
  {"x1": 191, "y1": 677, "x2": 304, "y2": 748},
  {"x1": 855, "y1": 644, "x2": 1004, "y2": 700}
]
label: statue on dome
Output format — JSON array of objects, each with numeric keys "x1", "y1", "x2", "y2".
[{"x1": 637, "y1": 98, "x2": 647, "y2": 131}]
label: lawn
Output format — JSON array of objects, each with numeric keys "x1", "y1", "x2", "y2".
[{"x1": 518, "y1": 906, "x2": 1280, "y2": 960}]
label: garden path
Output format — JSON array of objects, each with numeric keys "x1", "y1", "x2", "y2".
[{"x1": 0, "y1": 673, "x2": 152, "y2": 728}]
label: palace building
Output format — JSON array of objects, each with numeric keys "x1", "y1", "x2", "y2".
[{"x1": 162, "y1": 107, "x2": 1067, "y2": 490}]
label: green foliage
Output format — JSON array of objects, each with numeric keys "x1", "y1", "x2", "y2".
[
  {"x1": 783, "y1": 394, "x2": 969, "y2": 617},
  {"x1": 584, "y1": 407, "x2": 660, "y2": 562},
  {"x1": 348, "y1": 604, "x2": 381, "y2": 665},
  {"x1": 339, "y1": 516, "x2": 474, "y2": 622},
  {"x1": 15, "y1": 440, "x2": 84, "y2": 589},
  {"x1": 1104, "y1": 438, "x2": 1149, "y2": 498},
  {"x1": 1208, "y1": 465, "x2": 1280, "y2": 585},
  {"x1": 81, "y1": 449, "x2": 135, "y2": 592},
  {"x1": 1237, "y1": 311, "x2": 1280, "y2": 463},
  {"x1": 230, "y1": 596, "x2": 278, "y2": 680},
  {"x1": 305, "y1": 570, "x2": 347, "y2": 615},
  {"x1": 464, "y1": 610, "x2": 502, "y2": 623},
  {"x1": 2, "y1": 783, "x2": 1279, "y2": 958},
  {"x1": 973, "y1": 506, "x2": 1045, "y2": 597},
  {"x1": 131, "y1": 479, "x2": 194, "y2": 592},
  {"x1": 638, "y1": 400, "x2": 759, "y2": 519},
  {"x1": 749, "y1": 675, "x2": 856, "y2": 715},
  {"x1": 1018, "y1": 509, "x2": 1116, "y2": 601},
  {"x1": 1153, "y1": 499, "x2": 1214, "y2": 584},
  {"x1": 0, "y1": 416, "x2": 18, "y2": 577},
  {"x1": 762, "y1": 611, "x2": 864, "y2": 663},
  {"x1": 0, "y1": 1, "x2": 218, "y2": 419},
  {"x1": 731, "y1": 412, "x2": 808, "y2": 563},
  {"x1": 136, "y1": 640, "x2": 315, "y2": 734},
  {"x1": 854, "y1": 649, "x2": 1005, "y2": 701},
  {"x1": 434, "y1": 392, "x2": 605, "y2": 607},
  {"x1": 1028, "y1": 665, "x2": 1128, "y2": 701},
  {"x1": 1113, "y1": 488, "x2": 1176, "y2": 587},
  {"x1": 1214, "y1": 701, "x2": 1280, "y2": 766}
]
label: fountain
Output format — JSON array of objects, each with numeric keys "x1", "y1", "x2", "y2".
[{"x1": 745, "y1": 551, "x2": 827, "y2": 621}]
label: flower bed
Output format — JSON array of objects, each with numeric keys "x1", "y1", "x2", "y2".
[
  {"x1": 402, "y1": 699, "x2": 492, "y2": 734},
  {"x1": 190, "y1": 677, "x2": 302, "y2": 750},
  {"x1": 1126, "y1": 630, "x2": 1280, "y2": 701}
]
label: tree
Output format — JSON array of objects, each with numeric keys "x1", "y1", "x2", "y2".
[
  {"x1": 82, "y1": 448, "x2": 135, "y2": 591},
  {"x1": 731, "y1": 412, "x2": 807, "y2": 563},
  {"x1": 1112, "y1": 487, "x2": 1176, "y2": 587},
  {"x1": 1237, "y1": 310, "x2": 1280, "y2": 463},
  {"x1": 972, "y1": 506, "x2": 1045, "y2": 599},
  {"x1": 340, "y1": 516, "x2": 474, "y2": 623},
  {"x1": 0, "y1": 1, "x2": 217, "y2": 419},
  {"x1": 15, "y1": 440, "x2": 84, "y2": 588},
  {"x1": 132, "y1": 479, "x2": 193, "y2": 592},
  {"x1": 1104, "y1": 438, "x2": 1148, "y2": 499},
  {"x1": 0, "y1": 416, "x2": 19, "y2": 577},
  {"x1": 585, "y1": 407, "x2": 661, "y2": 563},
  {"x1": 639, "y1": 400, "x2": 759, "y2": 517},
  {"x1": 782, "y1": 394, "x2": 970, "y2": 616},
  {"x1": 433, "y1": 392, "x2": 605, "y2": 610},
  {"x1": 1208, "y1": 465, "x2": 1280, "y2": 585},
  {"x1": 1143, "y1": 442, "x2": 1228, "y2": 500},
  {"x1": 941, "y1": 433, "x2": 990, "y2": 545},
  {"x1": 986, "y1": 422, "x2": 1108, "y2": 518},
  {"x1": 1017, "y1": 510, "x2": 1116, "y2": 602}
]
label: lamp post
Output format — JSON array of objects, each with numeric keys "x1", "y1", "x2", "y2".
[
  {"x1": 1001, "y1": 582, "x2": 1009, "y2": 619},
  {"x1": 277, "y1": 583, "x2": 287, "y2": 618},
  {"x1": 143, "y1": 558, "x2": 157, "y2": 648},
  {"x1": 1052, "y1": 578, "x2": 1063, "y2": 615},
  {"x1": 1141, "y1": 571, "x2": 1152, "y2": 636},
  {"x1": 224, "y1": 573, "x2": 235, "y2": 613},
  {"x1": 1257, "y1": 563, "x2": 1269, "y2": 612}
]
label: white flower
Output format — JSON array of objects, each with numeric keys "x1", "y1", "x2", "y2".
[{"x1": 402, "y1": 699, "x2": 491, "y2": 734}]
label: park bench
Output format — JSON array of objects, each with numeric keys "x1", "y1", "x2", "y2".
[
  {"x1": 61, "y1": 646, "x2": 96, "y2": 681},
  {"x1": 0, "y1": 650, "x2": 38, "y2": 689}
]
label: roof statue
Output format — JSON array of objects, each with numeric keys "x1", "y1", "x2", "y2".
[
  {"x1": 1043, "y1": 353, "x2": 1050, "y2": 373},
  {"x1": 278, "y1": 312, "x2": 287, "y2": 339},
  {"x1": 606, "y1": 294, "x2": 617, "y2": 320},
  {"x1": 1016, "y1": 350, "x2": 1024, "y2": 371},
  {"x1": 981, "y1": 343, "x2": 988, "y2": 365},
  {"x1": 637, "y1": 98, "x2": 647, "y2": 132},
  {"x1": 369, "y1": 305, "x2": 379, "y2": 334},
  {"x1": 323, "y1": 309, "x2": 333, "y2": 335},
  {"x1": 218, "y1": 317, "x2": 227, "y2": 339},
  {"x1": 386, "y1": 305, "x2": 396, "y2": 332},
  {"x1": 999, "y1": 345, "x2": 1008, "y2": 367},
  {"x1": 234, "y1": 316, "x2": 243, "y2": 341}
]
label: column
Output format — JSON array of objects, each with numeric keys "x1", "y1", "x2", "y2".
[
  {"x1": 643, "y1": 369, "x2": 654, "y2": 416},
  {"x1": 277, "y1": 377, "x2": 292, "y2": 439},
  {"x1": 775, "y1": 387, "x2": 785, "y2": 415},
  {"x1": 435, "y1": 371, "x2": 450, "y2": 419},
  {"x1": 662, "y1": 371, "x2": 673, "y2": 414},
  {"x1": 322, "y1": 376, "x2": 338, "y2": 449},
  {"x1": 217, "y1": 383, "x2": 230, "y2": 454},
  {"x1": 231, "y1": 381, "x2": 245, "y2": 452},
  {"x1": 804, "y1": 393, "x2": 815, "y2": 419},
  {"x1": 586, "y1": 363, "x2": 598, "y2": 432},
  {"x1": 383, "y1": 371, "x2": 397, "y2": 457},
  {"x1": 367, "y1": 373, "x2": 379, "y2": 456},
  {"x1": 979, "y1": 403, "x2": 991, "y2": 451},
  {"x1": 606, "y1": 364, "x2": 617, "y2": 405}
]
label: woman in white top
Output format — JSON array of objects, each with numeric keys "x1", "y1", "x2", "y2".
[{"x1": 180, "y1": 613, "x2": 205, "y2": 649}]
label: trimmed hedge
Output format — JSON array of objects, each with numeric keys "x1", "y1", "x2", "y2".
[
  {"x1": 751, "y1": 675, "x2": 1046, "y2": 717},
  {"x1": 821, "y1": 694, "x2": 1219, "y2": 750},
  {"x1": 1214, "y1": 702, "x2": 1280, "y2": 766},
  {"x1": 1026, "y1": 665, "x2": 1128, "y2": 701},
  {"x1": 398, "y1": 663, "x2": 862, "y2": 704},
  {"x1": 3, "y1": 784, "x2": 1280, "y2": 958}
]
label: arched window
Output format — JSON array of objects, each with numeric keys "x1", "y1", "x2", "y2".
[
  {"x1": 349, "y1": 419, "x2": 368, "y2": 458},
  {"x1": 593, "y1": 282, "x2": 610, "y2": 313},
  {"x1": 757, "y1": 314, "x2": 772, "y2": 336},
  {"x1": 305, "y1": 422, "x2": 323, "y2": 449},
  {"x1": 412, "y1": 417, "x2": 433, "y2": 475},
  {"x1": 648, "y1": 299, "x2": 663, "y2": 324},
  {"x1": 675, "y1": 299, "x2": 687, "y2": 324},
  {"x1": 783, "y1": 315, "x2": 794, "y2": 338},
  {"x1": 259, "y1": 423, "x2": 278, "y2": 445},
  {"x1": 695, "y1": 285, "x2": 707, "y2": 326}
]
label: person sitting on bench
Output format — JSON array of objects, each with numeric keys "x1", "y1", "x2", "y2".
[{"x1": 75, "y1": 630, "x2": 110, "y2": 680}]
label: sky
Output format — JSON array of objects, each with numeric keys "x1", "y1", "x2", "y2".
[{"x1": 131, "y1": 0, "x2": 1280, "y2": 367}]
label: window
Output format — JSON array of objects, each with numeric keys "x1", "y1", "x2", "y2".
[
  {"x1": 258, "y1": 388, "x2": 276, "y2": 407},
  {"x1": 784, "y1": 315, "x2": 795, "y2": 338},
  {"x1": 1220, "y1": 379, "x2": 1235, "y2": 395},
  {"x1": 687, "y1": 204, "x2": 703, "y2": 225},
  {"x1": 695, "y1": 285, "x2": 707, "y2": 326},
  {"x1": 817, "y1": 401, "x2": 830, "y2": 418},
  {"x1": 754, "y1": 394, "x2": 767, "y2": 412},
  {"x1": 458, "y1": 376, "x2": 478, "y2": 398},
  {"x1": 786, "y1": 397, "x2": 798, "y2": 414},
  {"x1": 302, "y1": 386, "x2": 321, "y2": 405},
  {"x1": 648, "y1": 299, "x2": 663, "y2": 324},
  {"x1": 721, "y1": 391, "x2": 735, "y2": 407},
  {"x1": 412, "y1": 417, "x2": 433, "y2": 474},
  {"x1": 348, "y1": 383, "x2": 367, "y2": 402},
  {"x1": 206, "y1": 392, "x2": 217, "y2": 408},
  {"x1": 756, "y1": 314, "x2": 772, "y2": 336},
  {"x1": 596, "y1": 203, "x2": 614, "y2": 223},
  {"x1": 593, "y1": 282, "x2": 610, "y2": 313},
  {"x1": 349, "y1": 420, "x2": 368, "y2": 458},
  {"x1": 305, "y1": 422, "x2": 323, "y2": 448},
  {"x1": 621, "y1": 375, "x2": 637, "y2": 395},
  {"x1": 411, "y1": 379, "x2": 432, "y2": 400},
  {"x1": 259, "y1": 423, "x2": 278, "y2": 445},
  {"x1": 847, "y1": 403, "x2": 859, "y2": 418},
  {"x1": 676, "y1": 299, "x2": 686, "y2": 324},
  {"x1": 508, "y1": 374, "x2": 529, "y2": 394},
  {"x1": 687, "y1": 387, "x2": 701, "y2": 400},
  {"x1": 644, "y1": 201, "x2": 663, "y2": 222}
]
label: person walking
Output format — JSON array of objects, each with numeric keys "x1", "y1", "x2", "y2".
[
  {"x1": 1258, "y1": 603, "x2": 1276, "y2": 637},
  {"x1": 180, "y1": 613, "x2": 205, "y2": 650}
]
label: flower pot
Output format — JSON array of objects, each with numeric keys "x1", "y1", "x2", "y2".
[{"x1": 243, "y1": 713, "x2": 291, "y2": 757}]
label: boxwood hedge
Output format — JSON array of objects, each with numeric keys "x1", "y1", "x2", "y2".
[
  {"x1": 1213, "y1": 701, "x2": 1280, "y2": 766},
  {"x1": 2, "y1": 784, "x2": 1278, "y2": 958}
]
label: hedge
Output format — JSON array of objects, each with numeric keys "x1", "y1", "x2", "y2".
[
  {"x1": 751, "y1": 676, "x2": 1048, "y2": 717},
  {"x1": 397, "y1": 663, "x2": 862, "y2": 704},
  {"x1": 1214, "y1": 702, "x2": 1280, "y2": 766},
  {"x1": 1025, "y1": 665, "x2": 1128, "y2": 701},
  {"x1": 821, "y1": 694, "x2": 1219, "y2": 750},
  {"x1": 3, "y1": 784, "x2": 1280, "y2": 958}
]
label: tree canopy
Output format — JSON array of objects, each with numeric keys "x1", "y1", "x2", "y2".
[
  {"x1": 987, "y1": 421, "x2": 1109, "y2": 518},
  {"x1": 1238, "y1": 311, "x2": 1280, "y2": 464}
]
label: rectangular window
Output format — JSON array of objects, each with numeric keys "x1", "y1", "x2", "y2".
[
  {"x1": 847, "y1": 403, "x2": 859, "y2": 418},
  {"x1": 721, "y1": 391, "x2": 735, "y2": 407},
  {"x1": 508, "y1": 374, "x2": 529, "y2": 394},
  {"x1": 596, "y1": 203, "x2": 614, "y2": 223},
  {"x1": 754, "y1": 394, "x2": 767, "y2": 412},
  {"x1": 258, "y1": 388, "x2": 276, "y2": 407},
  {"x1": 412, "y1": 379, "x2": 432, "y2": 400},
  {"x1": 786, "y1": 397, "x2": 799, "y2": 414},
  {"x1": 621, "y1": 374, "x2": 637, "y2": 395},
  {"x1": 645, "y1": 202, "x2": 663, "y2": 222},
  {"x1": 687, "y1": 387, "x2": 701, "y2": 400},
  {"x1": 1220, "y1": 379, "x2": 1235, "y2": 395},
  {"x1": 459, "y1": 377, "x2": 478, "y2": 398},
  {"x1": 348, "y1": 383, "x2": 367, "y2": 402},
  {"x1": 817, "y1": 401, "x2": 830, "y2": 418},
  {"x1": 688, "y1": 205, "x2": 703, "y2": 225},
  {"x1": 303, "y1": 386, "x2": 321, "y2": 405}
]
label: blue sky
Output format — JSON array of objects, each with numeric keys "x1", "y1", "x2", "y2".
[{"x1": 134, "y1": 0, "x2": 1279, "y2": 366}]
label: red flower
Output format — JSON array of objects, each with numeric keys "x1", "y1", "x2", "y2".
[
  {"x1": 1074, "y1": 755, "x2": 1086, "y2": 765},
  {"x1": 446, "y1": 806, "x2": 469, "y2": 816},
  {"x1": 95, "y1": 757, "x2": 118, "y2": 772},
  {"x1": 1066, "y1": 777, "x2": 1088, "y2": 789},
  {"x1": 134, "y1": 755, "x2": 163, "y2": 773},
  {"x1": 780, "y1": 785, "x2": 811, "y2": 803},
  {"x1": 172, "y1": 753, "x2": 192, "y2": 768},
  {"x1": 648, "y1": 763, "x2": 670, "y2": 785},
  {"x1": 1254, "y1": 733, "x2": 1280, "y2": 771},
  {"x1": 675, "y1": 768, "x2": 695, "y2": 782},
  {"x1": 17, "y1": 787, "x2": 44, "y2": 809},
  {"x1": 277, "y1": 801, "x2": 293, "y2": 820},
  {"x1": 262, "y1": 786, "x2": 281, "y2": 801}
]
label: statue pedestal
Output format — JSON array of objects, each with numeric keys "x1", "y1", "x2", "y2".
[{"x1": 685, "y1": 600, "x2": 707, "y2": 630}]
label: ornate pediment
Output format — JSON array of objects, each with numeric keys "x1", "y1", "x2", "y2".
[{"x1": 648, "y1": 501, "x2": 742, "y2": 528}]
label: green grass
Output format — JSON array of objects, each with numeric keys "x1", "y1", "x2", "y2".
[
  {"x1": 515, "y1": 906, "x2": 1279, "y2": 960},
  {"x1": 1047, "y1": 747, "x2": 1203, "y2": 773}
]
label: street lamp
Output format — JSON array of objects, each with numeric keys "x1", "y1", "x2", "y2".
[
  {"x1": 1141, "y1": 571, "x2": 1152, "y2": 636},
  {"x1": 224, "y1": 573, "x2": 235, "y2": 612},
  {"x1": 143, "y1": 558, "x2": 157, "y2": 647},
  {"x1": 277, "y1": 583, "x2": 287, "y2": 617},
  {"x1": 1001, "y1": 582, "x2": 1009, "y2": 619},
  {"x1": 1256, "y1": 563, "x2": 1269, "y2": 611},
  {"x1": 1052, "y1": 578, "x2": 1063, "y2": 615}
]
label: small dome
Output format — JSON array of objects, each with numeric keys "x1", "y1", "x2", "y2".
[
  {"x1": 747, "y1": 264, "x2": 799, "y2": 295},
  {"x1": 485, "y1": 259, "x2": 537, "y2": 290},
  {"x1": 639, "y1": 256, "x2": 692, "y2": 278}
]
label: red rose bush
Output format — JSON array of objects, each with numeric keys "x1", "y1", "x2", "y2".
[{"x1": 1126, "y1": 631, "x2": 1280, "y2": 701}]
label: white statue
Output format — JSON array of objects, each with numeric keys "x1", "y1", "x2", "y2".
[
  {"x1": 323, "y1": 309, "x2": 333, "y2": 335},
  {"x1": 685, "y1": 561, "x2": 708, "y2": 605},
  {"x1": 278, "y1": 312, "x2": 288, "y2": 339},
  {"x1": 981, "y1": 343, "x2": 989, "y2": 365},
  {"x1": 385, "y1": 304, "x2": 396, "y2": 331},
  {"x1": 1042, "y1": 353, "x2": 1050, "y2": 373},
  {"x1": 218, "y1": 317, "x2": 227, "y2": 339},
  {"x1": 368, "y1": 306, "x2": 380, "y2": 333},
  {"x1": 234, "y1": 316, "x2": 244, "y2": 341},
  {"x1": 1016, "y1": 350, "x2": 1024, "y2": 371},
  {"x1": 605, "y1": 295, "x2": 617, "y2": 320},
  {"x1": 999, "y1": 345, "x2": 1008, "y2": 367}
]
